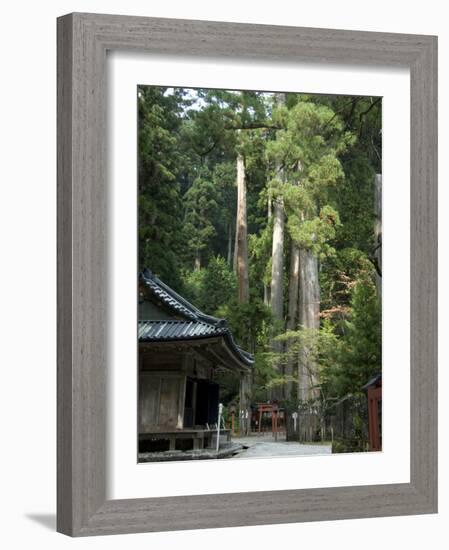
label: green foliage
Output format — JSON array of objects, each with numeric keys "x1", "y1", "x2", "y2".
[
  {"x1": 138, "y1": 86, "x2": 186, "y2": 289},
  {"x1": 287, "y1": 206, "x2": 340, "y2": 258},
  {"x1": 266, "y1": 99, "x2": 349, "y2": 267},
  {"x1": 217, "y1": 297, "x2": 273, "y2": 353},
  {"x1": 274, "y1": 324, "x2": 340, "y2": 391},
  {"x1": 332, "y1": 437, "x2": 367, "y2": 453},
  {"x1": 138, "y1": 86, "x2": 382, "y2": 417},
  {"x1": 182, "y1": 256, "x2": 236, "y2": 315},
  {"x1": 322, "y1": 270, "x2": 381, "y2": 397},
  {"x1": 341, "y1": 272, "x2": 381, "y2": 391},
  {"x1": 267, "y1": 100, "x2": 351, "y2": 192},
  {"x1": 183, "y1": 173, "x2": 220, "y2": 266},
  {"x1": 248, "y1": 223, "x2": 273, "y2": 294}
]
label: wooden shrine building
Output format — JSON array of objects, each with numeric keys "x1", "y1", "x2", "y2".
[{"x1": 138, "y1": 269, "x2": 253, "y2": 457}]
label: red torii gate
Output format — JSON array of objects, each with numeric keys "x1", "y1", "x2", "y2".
[{"x1": 256, "y1": 402, "x2": 281, "y2": 440}]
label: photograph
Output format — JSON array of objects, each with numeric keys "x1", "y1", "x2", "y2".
[
  {"x1": 137, "y1": 85, "x2": 382, "y2": 462},
  {"x1": 137, "y1": 86, "x2": 382, "y2": 462},
  {"x1": 48, "y1": 6, "x2": 438, "y2": 539}
]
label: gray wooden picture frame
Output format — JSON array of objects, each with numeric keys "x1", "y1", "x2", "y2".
[{"x1": 57, "y1": 12, "x2": 438, "y2": 537}]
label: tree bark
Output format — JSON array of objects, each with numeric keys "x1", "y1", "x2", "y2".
[
  {"x1": 285, "y1": 241, "x2": 300, "y2": 400},
  {"x1": 270, "y1": 93, "x2": 286, "y2": 324},
  {"x1": 269, "y1": 195, "x2": 285, "y2": 401},
  {"x1": 239, "y1": 372, "x2": 252, "y2": 436},
  {"x1": 269, "y1": 93, "x2": 286, "y2": 400},
  {"x1": 270, "y1": 197, "x2": 285, "y2": 322},
  {"x1": 194, "y1": 252, "x2": 201, "y2": 271},
  {"x1": 227, "y1": 220, "x2": 233, "y2": 267},
  {"x1": 233, "y1": 216, "x2": 238, "y2": 273},
  {"x1": 298, "y1": 247, "x2": 320, "y2": 403},
  {"x1": 263, "y1": 194, "x2": 272, "y2": 306},
  {"x1": 235, "y1": 153, "x2": 249, "y2": 303},
  {"x1": 234, "y1": 151, "x2": 251, "y2": 421}
]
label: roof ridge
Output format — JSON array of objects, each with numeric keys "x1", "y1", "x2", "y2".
[
  {"x1": 140, "y1": 269, "x2": 227, "y2": 327},
  {"x1": 140, "y1": 319, "x2": 216, "y2": 326},
  {"x1": 139, "y1": 270, "x2": 253, "y2": 366}
]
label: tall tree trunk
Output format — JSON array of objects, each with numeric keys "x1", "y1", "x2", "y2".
[
  {"x1": 227, "y1": 220, "x2": 233, "y2": 267},
  {"x1": 374, "y1": 173, "x2": 382, "y2": 297},
  {"x1": 264, "y1": 194, "x2": 272, "y2": 306},
  {"x1": 285, "y1": 241, "x2": 300, "y2": 400},
  {"x1": 269, "y1": 93, "x2": 286, "y2": 400},
  {"x1": 235, "y1": 151, "x2": 251, "y2": 430},
  {"x1": 270, "y1": 197, "x2": 285, "y2": 322},
  {"x1": 233, "y1": 217, "x2": 238, "y2": 273},
  {"x1": 270, "y1": 92, "x2": 286, "y2": 322},
  {"x1": 235, "y1": 153, "x2": 249, "y2": 303},
  {"x1": 298, "y1": 247, "x2": 320, "y2": 403},
  {"x1": 194, "y1": 251, "x2": 201, "y2": 271},
  {"x1": 270, "y1": 195, "x2": 285, "y2": 400},
  {"x1": 239, "y1": 371, "x2": 252, "y2": 436}
]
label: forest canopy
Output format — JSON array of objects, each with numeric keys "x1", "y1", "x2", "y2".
[{"x1": 138, "y1": 86, "x2": 382, "y2": 414}]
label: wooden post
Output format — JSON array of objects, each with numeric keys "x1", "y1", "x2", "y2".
[{"x1": 367, "y1": 386, "x2": 382, "y2": 451}]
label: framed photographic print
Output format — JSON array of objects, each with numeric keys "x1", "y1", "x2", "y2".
[
  {"x1": 57, "y1": 12, "x2": 437, "y2": 536},
  {"x1": 135, "y1": 84, "x2": 383, "y2": 464}
]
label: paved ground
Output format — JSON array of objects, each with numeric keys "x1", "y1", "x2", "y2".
[{"x1": 232, "y1": 435, "x2": 332, "y2": 458}]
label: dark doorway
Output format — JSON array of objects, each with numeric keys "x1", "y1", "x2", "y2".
[
  {"x1": 207, "y1": 382, "x2": 219, "y2": 425},
  {"x1": 195, "y1": 380, "x2": 219, "y2": 426}
]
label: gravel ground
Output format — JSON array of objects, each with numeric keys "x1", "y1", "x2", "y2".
[{"x1": 233, "y1": 435, "x2": 332, "y2": 458}]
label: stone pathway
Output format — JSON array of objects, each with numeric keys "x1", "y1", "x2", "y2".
[{"x1": 232, "y1": 435, "x2": 332, "y2": 458}]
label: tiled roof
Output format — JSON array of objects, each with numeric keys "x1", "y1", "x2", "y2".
[
  {"x1": 140, "y1": 269, "x2": 226, "y2": 326},
  {"x1": 139, "y1": 269, "x2": 253, "y2": 367},
  {"x1": 139, "y1": 320, "x2": 227, "y2": 341},
  {"x1": 141, "y1": 275, "x2": 199, "y2": 321}
]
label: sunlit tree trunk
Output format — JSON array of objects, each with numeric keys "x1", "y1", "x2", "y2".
[
  {"x1": 194, "y1": 252, "x2": 201, "y2": 271},
  {"x1": 264, "y1": 194, "x2": 272, "y2": 306},
  {"x1": 235, "y1": 153, "x2": 249, "y2": 303},
  {"x1": 285, "y1": 241, "x2": 300, "y2": 400},
  {"x1": 270, "y1": 93, "x2": 286, "y2": 400},
  {"x1": 298, "y1": 247, "x2": 320, "y2": 403},
  {"x1": 270, "y1": 197, "x2": 285, "y2": 323},
  {"x1": 270, "y1": 93, "x2": 286, "y2": 323},
  {"x1": 227, "y1": 220, "x2": 233, "y2": 267},
  {"x1": 270, "y1": 197, "x2": 285, "y2": 402},
  {"x1": 233, "y1": 220, "x2": 238, "y2": 273},
  {"x1": 234, "y1": 151, "x2": 251, "y2": 432}
]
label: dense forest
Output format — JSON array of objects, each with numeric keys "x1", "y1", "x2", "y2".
[{"x1": 138, "y1": 86, "x2": 382, "y2": 425}]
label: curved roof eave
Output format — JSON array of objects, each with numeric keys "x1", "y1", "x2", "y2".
[{"x1": 139, "y1": 270, "x2": 254, "y2": 367}]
